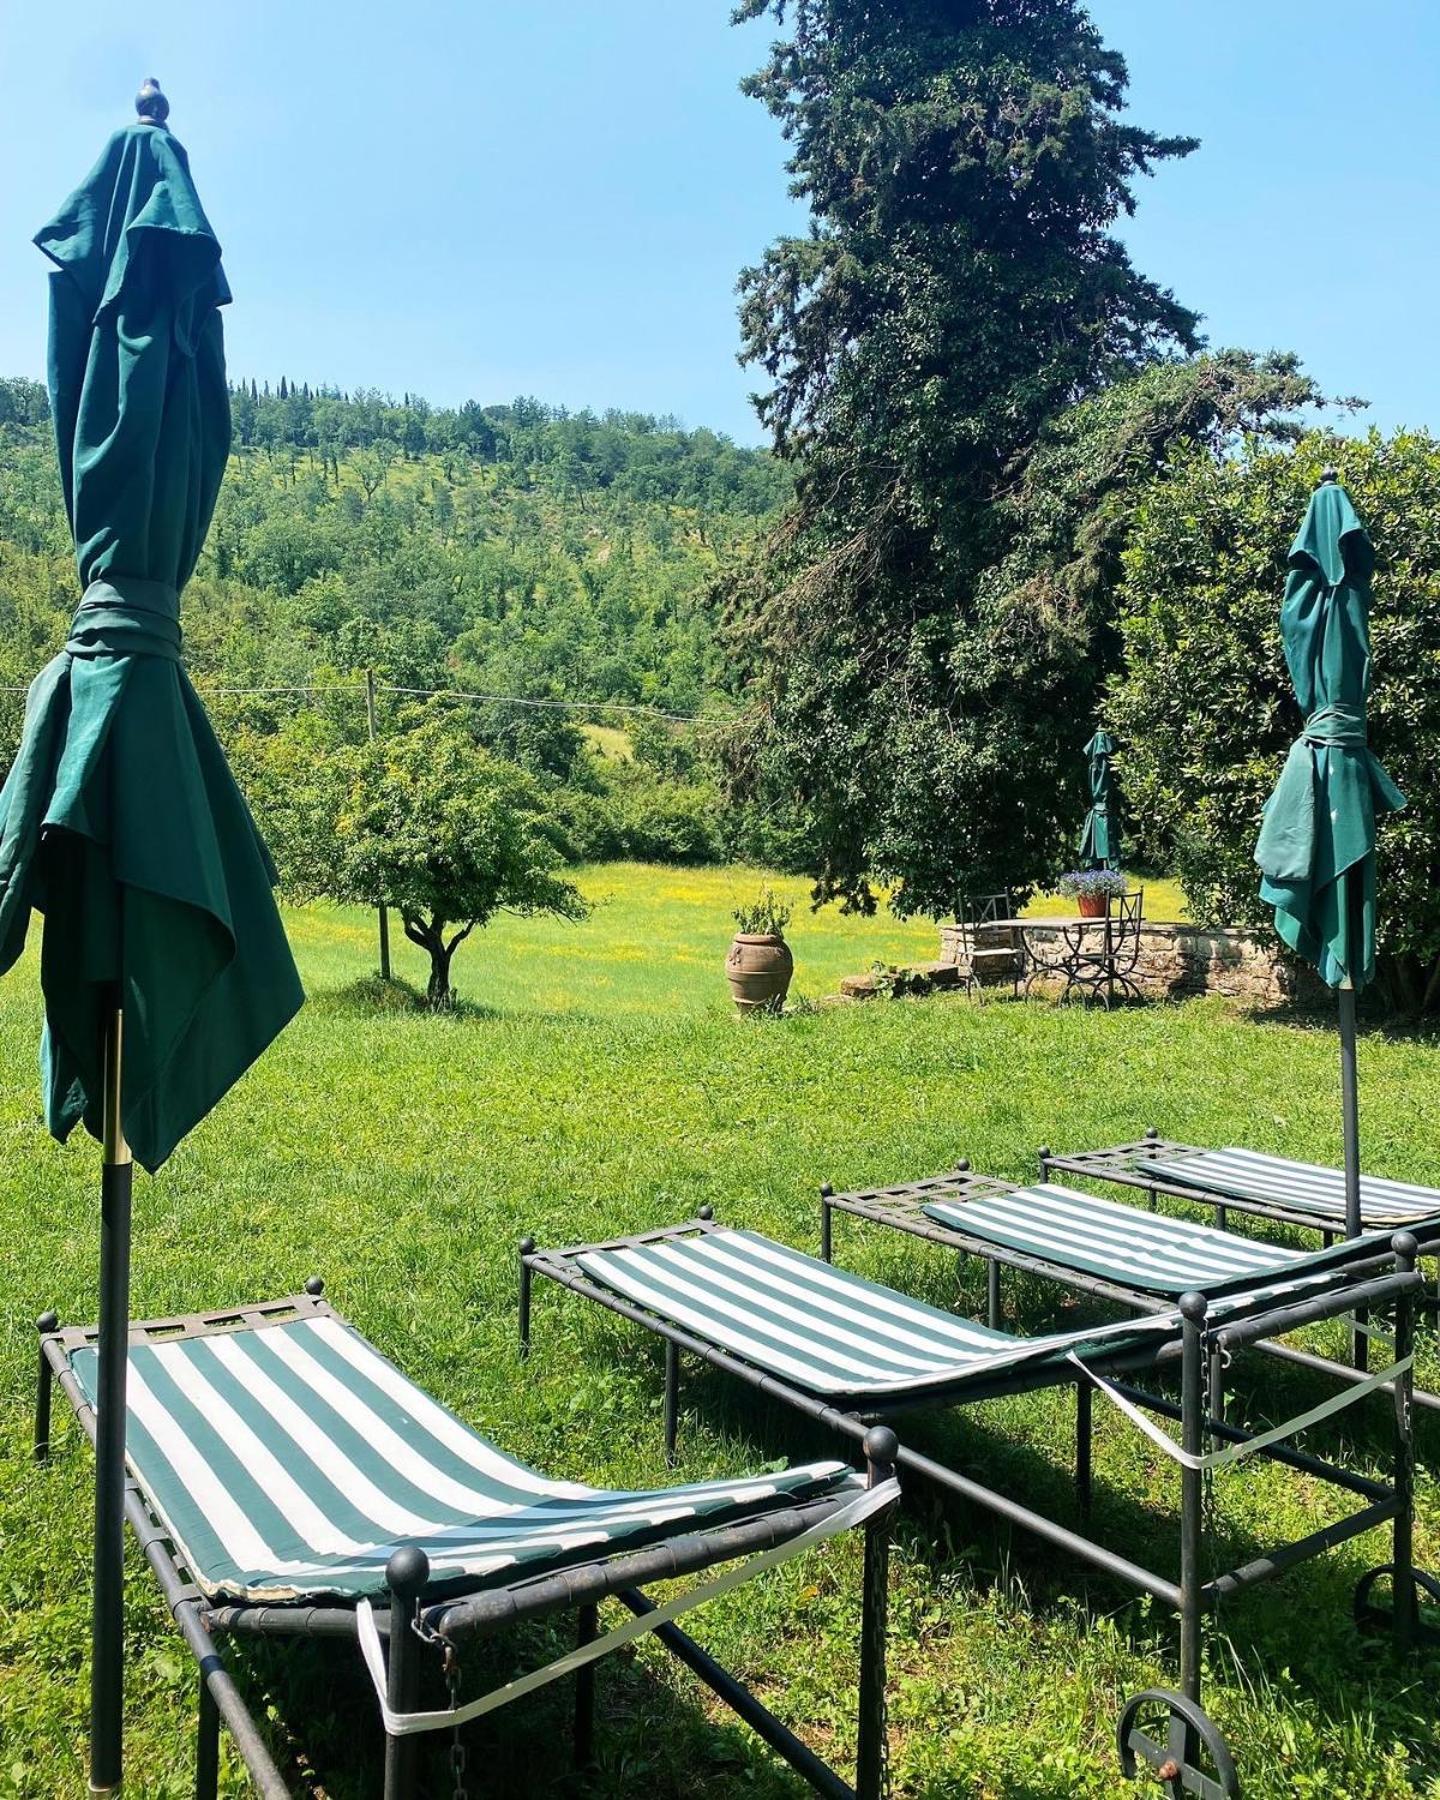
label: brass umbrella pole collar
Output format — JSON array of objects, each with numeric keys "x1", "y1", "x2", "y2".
[{"x1": 101, "y1": 1004, "x2": 132, "y2": 1168}]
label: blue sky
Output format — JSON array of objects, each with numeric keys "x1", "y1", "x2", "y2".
[{"x1": 0, "y1": 1, "x2": 1435, "y2": 444}]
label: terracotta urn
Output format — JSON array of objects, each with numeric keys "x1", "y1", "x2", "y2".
[{"x1": 727, "y1": 933, "x2": 794, "y2": 1014}]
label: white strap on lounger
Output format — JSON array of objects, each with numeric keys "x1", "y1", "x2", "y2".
[
  {"x1": 357, "y1": 1477, "x2": 900, "y2": 1738},
  {"x1": 1067, "y1": 1352, "x2": 1412, "y2": 1473}
]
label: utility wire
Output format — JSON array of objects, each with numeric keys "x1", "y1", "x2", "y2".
[
  {"x1": 380, "y1": 685, "x2": 696, "y2": 721},
  {"x1": 0, "y1": 678, "x2": 700, "y2": 721}
]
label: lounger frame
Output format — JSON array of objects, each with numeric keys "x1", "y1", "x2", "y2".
[
  {"x1": 525, "y1": 1214, "x2": 1434, "y2": 1799},
  {"x1": 1042, "y1": 1130, "x2": 1432, "y2": 1239},
  {"x1": 1042, "y1": 1132, "x2": 1440, "y2": 1375},
  {"x1": 820, "y1": 1162, "x2": 1440, "y2": 1420},
  {"x1": 34, "y1": 1282, "x2": 898, "y2": 1800}
]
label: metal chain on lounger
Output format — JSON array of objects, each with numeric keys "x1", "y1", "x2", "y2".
[
  {"x1": 412, "y1": 1610, "x2": 469, "y2": 1800},
  {"x1": 1201, "y1": 1334, "x2": 1222, "y2": 1638},
  {"x1": 1201, "y1": 1463, "x2": 1220, "y2": 1638},
  {"x1": 444, "y1": 1644, "x2": 469, "y2": 1800}
]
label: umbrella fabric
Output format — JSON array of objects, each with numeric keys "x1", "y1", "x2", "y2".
[
  {"x1": 1077, "y1": 728, "x2": 1120, "y2": 869},
  {"x1": 0, "y1": 119, "x2": 302, "y2": 1171},
  {"x1": 1254, "y1": 482, "x2": 1404, "y2": 989}
]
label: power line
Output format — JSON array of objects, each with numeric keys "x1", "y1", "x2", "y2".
[
  {"x1": 0, "y1": 677, "x2": 700, "y2": 722},
  {"x1": 380, "y1": 685, "x2": 696, "y2": 722}
]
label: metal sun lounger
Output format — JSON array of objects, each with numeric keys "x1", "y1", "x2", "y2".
[
  {"x1": 34, "y1": 1281, "x2": 899, "y2": 1800},
  {"x1": 522, "y1": 1214, "x2": 1435, "y2": 1800},
  {"x1": 819, "y1": 1162, "x2": 1440, "y2": 1418},
  {"x1": 1041, "y1": 1131, "x2": 1440, "y2": 1237}
]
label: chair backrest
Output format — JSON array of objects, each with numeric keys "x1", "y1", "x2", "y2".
[
  {"x1": 957, "y1": 890, "x2": 1013, "y2": 928},
  {"x1": 1110, "y1": 888, "x2": 1144, "y2": 966}
]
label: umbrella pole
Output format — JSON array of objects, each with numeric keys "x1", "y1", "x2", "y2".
[
  {"x1": 1338, "y1": 983, "x2": 1367, "y2": 1371},
  {"x1": 91, "y1": 996, "x2": 132, "y2": 1793}
]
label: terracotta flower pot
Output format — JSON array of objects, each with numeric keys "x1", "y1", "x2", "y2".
[
  {"x1": 1077, "y1": 892, "x2": 1108, "y2": 918},
  {"x1": 727, "y1": 933, "x2": 794, "y2": 1014}
]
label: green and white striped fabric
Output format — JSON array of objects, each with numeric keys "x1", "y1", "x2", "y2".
[
  {"x1": 574, "y1": 1228, "x2": 1178, "y2": 1398},
  {"x1": 69, "y1": 1315, "x2": 859, "y2": 1603},
  {"x1": 922, "y1": 1182, "x2": 1383, "y2": 1299},
  {"x1": 1148, "y1": 1148, "x2": 1440, "y2": 1228}
]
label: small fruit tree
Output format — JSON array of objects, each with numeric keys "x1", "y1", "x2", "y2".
[{"x1": 264, "y1": 710, "x2": 587, "y2": 1008}]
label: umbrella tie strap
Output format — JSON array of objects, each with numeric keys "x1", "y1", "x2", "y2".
[
  {"x1": 67, "y1": 577, "x2": 182, "y2": 660},
  {"x1": 1067, "y1": 1351, "x2": 1411, "y2": 1473},
  {"x1": 1303, "y1": 703, "x2": 1367, "y2": 748},
  {"x1": 356, "y1": 1478, "x2": 900, "y2": 1738}
]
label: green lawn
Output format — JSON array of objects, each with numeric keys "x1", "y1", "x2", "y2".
[
  {"x1": 1, "y1": 862, "x2": 1436, "y2": 1798},
  {"x1": 285, "y1": 862, "x2": 944, "y2": 1015}
]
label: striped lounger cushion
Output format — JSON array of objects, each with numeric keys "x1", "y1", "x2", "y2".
[
  {"x1": 69, "y1": 1314, "x2": 860, "y2": 1603},
  {"x1": 574, "y1": 1227, "x2": 1178, "y2": 1398},
  {"x1": 1146, "y1": 1148, "x2": 1440, "y2": 1229},
  {"x1": 921, "y1": 1183, "x2": 1384, "y2": 1299}
]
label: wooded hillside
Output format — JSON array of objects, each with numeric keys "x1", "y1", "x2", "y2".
[{"x1": 0, "y1": 373, "x2": 788, "y2": 742}]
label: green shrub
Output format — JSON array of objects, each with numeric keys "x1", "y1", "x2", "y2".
[
  {"x1": 1110, "y1": 429, "x2": 1440, "y2": 1012},
  {"x1": 553, "y1": 757, "x2": 725, "y2": 866}
]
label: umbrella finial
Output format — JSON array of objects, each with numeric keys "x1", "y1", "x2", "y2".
[
  {"x1": 1319, "y1": 465, "x2": 1339, "y2": 486},
  {"x1": 135, "y1": 78, "x2": 169, "y2": 125}
]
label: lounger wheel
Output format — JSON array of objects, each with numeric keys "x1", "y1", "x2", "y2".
[
  {"x1": 1353, "y1": 1563, "x2": 1440, "y2": 1644},
  {"x1": 1117, "y1": 1688, "x2": 1240, "y2": 1798}
]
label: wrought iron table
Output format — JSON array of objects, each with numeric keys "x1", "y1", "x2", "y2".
[{"x1": 987, "y1": 907, "x2": 1143, "y2": 1004}]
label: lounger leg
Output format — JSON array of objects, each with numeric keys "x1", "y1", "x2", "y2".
[
  {"x1": 518, "y1": 1237, "x2": 536, "y2": 1359},
  {"x1": 574, "y1": 1603, "x2": 598, "y2": 1769},
  {"x1": 1392, "y1": 1237, "x2": 1418, "y2": 1647},
  {"x1": 986, "y1": 1259, "x2": 1002, "y2": 1331},
  {"x1": 1146, "y1": 1185, "x2": 1157, "y2": 1214},
  {"x1": 664, "y1": 1340, "x2": 681, "y2": 1466},
  {"x1": 196, "y1": 1675, "x2": 220, "y2": 1800},
  {"x1": 857, "y1": 1428, "x2": 897, "y2": 1800},
  {"x1": 34, "y1": 1312, "x2": 57, "y2": 1463},
  {"x1": 820, "y1": 1187, "x2": 833, "y2": 1263},
  {"x1": 1354, "y1": 1305, "x2": 1371, "y2": 1374},
  {"x1": 1214, "y1": 1202, "x2": 1228, "y2": 1235},
  {"x1": 1178, "y1": 1293, "x2": 1208, "y2": 1713},
  {"x1": 1075, "y1": 1378, "x2": 1093, "y2": 1520},
  {"x1": 383, "y1": 1547, "x2": 430, "y2": 1800}
]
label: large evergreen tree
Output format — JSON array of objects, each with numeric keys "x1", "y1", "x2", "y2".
[{"x1": 723, "y1": 0, "x2": 1203, "y2": 913}]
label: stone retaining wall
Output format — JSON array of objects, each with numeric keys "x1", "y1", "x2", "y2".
[{"x1": 938, "y1": 920, "x2": 1313, "y2": 1007}]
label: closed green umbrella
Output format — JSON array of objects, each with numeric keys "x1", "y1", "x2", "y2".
[
  {"x1": 1077, "y1": 728, "x2": 1121, "y2": 870},
  {"x1": 1255, "y1": 469, "x2": 1404, "y2": 1258},
  {"x1": 0, "y1": 83, "x2": 303, "y2": 1791}
]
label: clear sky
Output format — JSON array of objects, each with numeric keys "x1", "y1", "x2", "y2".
[{"x1": 0, "y1": 1, "x2": 1435, "y2": 445}]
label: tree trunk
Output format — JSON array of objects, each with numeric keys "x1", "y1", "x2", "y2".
[
  {"x1": 425, "y1": 944, "x2": 454, "y2": 1010},
  {"x1": 400, "y1": 912, "x2": 457, "y2": 1011},
  {"x1": 400, "y1": 912, "x2": 476, "y2": 1012}
]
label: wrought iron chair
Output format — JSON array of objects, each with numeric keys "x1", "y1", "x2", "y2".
[
  {"x1": 1070, "y1": 886, "x2": 1145, "y2": 1005},
  {"x1": 952, "y1": 889, "x2": 1022, "y2": 996}
]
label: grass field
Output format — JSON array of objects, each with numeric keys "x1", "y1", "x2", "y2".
[{"x1": 1, "y1": 862, "x2": 1436, "y2": 1798}]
